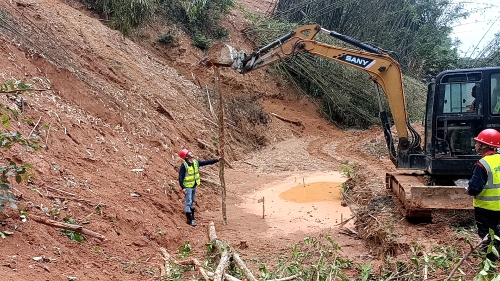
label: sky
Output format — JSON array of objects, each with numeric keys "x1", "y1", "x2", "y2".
[{"x1": 450, "y1": 1, "x2": 500, "y2": 58}]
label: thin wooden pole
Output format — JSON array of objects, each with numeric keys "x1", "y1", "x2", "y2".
[
  {"x1": 258, "y1": 197, "x2": 265, "y2": 219},
  {"x1": 214, "y1": 67, "x2": 227, "y2": 225},
  {"x1": 262, "y1": 197, "x2": 265, "y2": 219}
]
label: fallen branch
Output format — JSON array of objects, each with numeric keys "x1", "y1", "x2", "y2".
[
  {"x1": 233, "y1": 252, "x2": 258, "y2": 281},
  {"x1": 270, "y1": 112, "x2": 302, "y2": 126},
  {"x1": 222, "y1": 158, "x2": 233, "y2": 170},
  {"x1": 2, "y1": 88, "x2": 51, "y2": 94},
  {"x1": 29, "y1": 214, "x2": 106, "y2": 241},
  {"x1": 445, "y1": 235, "x2": 489, "y2": 281},
  {"x1": 333, "y1": 215, "x2": 354, "y2": 226},
  {"x1": 192, "y1": 258, "x2": 210, "y2": 281},
  {"x1": 203, "y1": 178, "x2": 220, "y2": 186},
  {"x1": 208, "y1": 221, "x2": 231, "y2": 281},
  {"x1": 159, "y1": 247, "x2": 172, "y2": 277},
  {"x1": 45, "y1": 123, "x2": 51, "y2": 145},
  {"x1": 208, "y1": 221, "x2": 222, "y2": 246},
  {"x1": 266, "y1": 275, "x2": 300, "y2": 281},
  {"x1": 206, "y1": 270, "x2": 242, "y2": 281},
  {"x1": 243, "y1": 161, "x2": 258, "y2": 168},
  {"x1": 206, "y1": 86, "x2": 217, "y2": 121},
  {"x1": 196, "y1": 138, "x2": 212, "y2": 149},
  {"x1": 46, "y1": 186, "x2": 76, "y2": 197},
  {"x1": 339, "y1": 227, "x2": 358, "y2": 238},
  {"x1": 214, "y1": 250, "x2": 231, "y2": 281},
  {"x1": 177, "y1": 259, "x2": 210, "y2": 280},
  {"x1": 160, "y1": 248, "x2": 210, "y2": 280},
  {"x1": 28, "y1": 116, "x2": 42, "y2": 138},
  {"x1": 203, "y1": 116, "x2": 219, "y2": 127},
  {"x1": 155, "y1": 98, "x2": 174, "y2": 120}
]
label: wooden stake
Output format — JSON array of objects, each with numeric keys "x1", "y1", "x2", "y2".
[
  {"x1": 214, "y1": 67, "x2": 227, "y2": 226},
  {"x1": 258, "y1": 197, "x2": 265, "y2": 219}
]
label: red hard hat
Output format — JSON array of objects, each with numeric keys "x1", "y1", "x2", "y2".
[
  {"x1": 179, "y1": 149, "x2": 189, "y2": 159},
  {"x1": 474, "y1": 129, "x2": 500, "y2": 147}
]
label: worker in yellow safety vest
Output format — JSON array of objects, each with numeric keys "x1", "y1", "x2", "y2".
[
  {"x1": 466, "y1": 128, "x2": 500, "y2": 261},
  {"x1": 178, "y1": 149, "x2": 219, "y2": 227}
]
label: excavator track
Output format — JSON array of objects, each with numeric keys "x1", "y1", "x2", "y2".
[{"x1": 386, "y1": 172, "x2": 473, "y2": 218}]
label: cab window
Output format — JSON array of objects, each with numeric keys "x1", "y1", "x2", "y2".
[
  {"x1": 441, "y1": 83, "x2": 476, "y2": 114},
  {"x1": 491, "y1": 73, "x2": 500, "y2": 114}
]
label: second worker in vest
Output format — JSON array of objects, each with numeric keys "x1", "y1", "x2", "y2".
[
  {"x1": 466, "y1": 128, "x2": 500, "y2": 261},
  {"x1": 178, "y1": 148, "x2": 219, "y2": 227}
]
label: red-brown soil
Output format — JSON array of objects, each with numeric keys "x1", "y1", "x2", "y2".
[{"x1": 0, "y1": 0, "x2": 485, "y2": 280}]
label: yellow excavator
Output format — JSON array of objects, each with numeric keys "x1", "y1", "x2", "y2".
[{"x1": 205, "y1": 24, "x2": 500, "y2": 218}]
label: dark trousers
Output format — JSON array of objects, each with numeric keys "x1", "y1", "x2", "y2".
[{"x1": 475, "y1": 207, "x2": 500, "y2": 252}]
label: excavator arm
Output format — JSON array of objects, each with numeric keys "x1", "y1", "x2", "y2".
[{"x1": 228, "y1": 24, "x2": 415, "y2": 164}]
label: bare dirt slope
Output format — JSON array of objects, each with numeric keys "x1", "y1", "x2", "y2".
[{"x1": 0, "y1": 0, "x2": 479, "y2": 280}]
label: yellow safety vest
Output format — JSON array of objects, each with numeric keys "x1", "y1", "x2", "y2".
[
  {"x1": 474, "y1": 154, "x2": 500, "y2": 210},
  {"x1": 183, "y1": 160, "x2": 200, "y2": 188}
]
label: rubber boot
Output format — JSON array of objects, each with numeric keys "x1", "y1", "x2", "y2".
[
  {"x1": 191, "y1": 207, "x2": 197, "y2": 220},
  {"x1": 186, "y1": 212, "x2": 196, "y2": 227}
]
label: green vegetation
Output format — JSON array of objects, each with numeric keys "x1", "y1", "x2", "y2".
[
  {"x1": 178, "y1": 241, "x2": 194, "y2": 258},
  {"x1": 60, "y1": 216, "x2": 85, "y2": 242},
  {"x1": 461, "y1": 33, "x2": 500, "y2": 68},
  {"x1": 82, "y1": 0, "x2": 234, "y2": 49},
  {"x1": 0, "y1": 80, "x2": 41, "y2": 212},
  {"x1": 158, "y1": 31, "x2": 176, "y2": 44},
  {"x1": 83, "y1": 0, "x2": 156, "y2": 36},
  {"x1": 160, "y1": 0, "x2": 235, "y2": 49}
]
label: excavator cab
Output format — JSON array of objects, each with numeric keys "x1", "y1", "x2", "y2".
[
  {"x1": 400, "y1": 68, "x2": 500, "y2": 176},
  {"x1": 389, "y1": 68, "x2": 500, "y2": 217},
  {"x1": 430, "y1": 69, "x2": 500, "y2": 161}
]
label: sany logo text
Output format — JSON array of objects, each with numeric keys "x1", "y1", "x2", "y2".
[{"x1": 338, "y1": 55, "x2": 375, "y2": 68}]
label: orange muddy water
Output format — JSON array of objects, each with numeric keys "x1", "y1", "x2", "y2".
[
  {"x1": 239, "y1": 172, "x2": 353, "y2": 236},
  {"x1": 279, "y1": 182, "x2": 343, "y2": 203}
]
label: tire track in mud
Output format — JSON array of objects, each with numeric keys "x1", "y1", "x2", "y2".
[
  {"x1": 306, "y1": 136, "x2": 343, "y2": 168},
  {"x1": 306, "y1": 130, "x2": 394, "y2": 174}
]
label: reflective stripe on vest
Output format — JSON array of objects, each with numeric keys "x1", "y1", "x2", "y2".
[
  {"x1": 473, "y1": 154, "x2": 500, "y2": 210},
  {"x1": 183, "y1": 160, "x2": 200, "y2": 188}
]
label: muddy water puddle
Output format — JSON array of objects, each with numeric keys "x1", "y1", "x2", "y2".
[
  {"x1": 238, "y1": 172, "x2": 353, "y2": 236},
  {"x1": 279, "y1": 182, "x2": 343, "y2": 203}
]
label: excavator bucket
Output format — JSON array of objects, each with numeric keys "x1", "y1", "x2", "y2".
[{"x1": 386, "y1": 173, "x2": 472, "y2": 218}]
